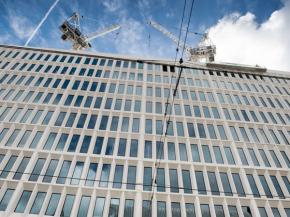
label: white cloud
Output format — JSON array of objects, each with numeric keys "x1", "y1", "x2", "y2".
[
  {"x1": 102, "y1": 0, "x2": 123, "y2": 12},
  {"x1": 207, "y1": 0, "x2": 290, "y2": 71},
  {"x1": 8, "y1": 13, "x2": 34, "y2": 40}
]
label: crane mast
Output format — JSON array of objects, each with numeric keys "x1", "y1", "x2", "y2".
[
  {"x1": 60, "y1": 12, "x2": 120, "y2": 50},
  {"x1": 149, "y1": 20, "x2": 216, "y2": 62}
]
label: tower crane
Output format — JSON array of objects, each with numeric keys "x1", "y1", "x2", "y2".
[
  {"x1": 60, "y1": 12, "x2": 120, "y2": 50},
  {"x1": 149, "y1": 20, "x2": 216, "y2": 62}
]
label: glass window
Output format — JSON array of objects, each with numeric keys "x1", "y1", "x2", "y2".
[
  {"x1": 45, "y1": 193, "x2": 61, "y2": 216},
  {"x1": 182, "y1": 170, "x2": 192, "y2": 193},
  {"x1": 156, "y1": 141, "x2": 164, "y2": 159},
  {"x1": 258, "y1": 175, "x2": 273, "y2": 198},
  {"x1": 171, "y1": 202, "x2": 181, "y2": 217},
  {"x1": 224, "y1": 147, "x2": 235, "y2": 165},
  {"x1": 0, "y1": 155, "x2": 17, "y2": 178},
  {"x1": 130, "y1": 139, "x2": 138, "y2": 157},
  {"x1": 228, "y1": 206, "x2": 239, "y2": 217},
  {"x1": 214, "y1": 205, "x2": 225, "y2": 217},
  {"x1": 88, "y1": 115, "x2": 97, "y2": 129},
  {"x1": 271, "y1": 208, "x2": 281, "y2": 217},
  {"x1": 220, "y1": 172, "x2": 232, "y2": 196},
  {"x1": 93, "y1": 137, "x2": 104, "y2": 154},
  {"x1": 14, "y1": 190, "x2": 32, "y2": 213},
  {"x1": 157, "y1": 201, "x2": 166, "y2": 217},
  {"x1": 187, "y1": 123, "x2": 196, "y2": 137},
  {"x1": 195, "y1": 171, "x2": 206, "y2": 194},
  {"x1": 247, "y1": 174, "x2": 260, "y2": 197},
  {"x1": 157, "y1": 168, "x2": 165, "y2": 192},
  {"x1": 77, "y1": 196, "x2": 90, "y2": 217},
  {"x1": 270, "y1": 176, "x2": 284, "y2": 198},
  {"x1": 144, "y1": 141, "x2": 152, "y2": 158},
  {"x1": 168, "y1": 142, "x2": 176, "y2": 160},
  {"x1": 93, "y1": 197, "x2": 105, "y2": 217},
  {"x1": 169, "y1": 169, "x2": 179, "y2": 192},
  {"x1": 259, "y1": 149, "x2": 271, "y2": 167},
  {"x1": 60, "y1": 194, "x2": 75, "y2": 217},
  {"x1": 29, "y1": 158, "x2": 45, "y2": 181},
  {"x1": 269, "y1": 150, "x2": 281, "y2": 168},
  {"x1": 213, "y1": 146, "x2": 224, "y2": 164},
  {"x1": 30, "y1": 192, "x2": 46, "y2": 214},
  {"x1": 43, "y1": 159, "x2": 58, "y2": 183},
  {"x1": 56, "y1": 160, "x2": 71, "y2": 184},
  {"x1": 202, "y1": 145, "x2": 212, "y2": 163},
  {"x1": 232, "y1": 173, "x2": 245, "y2": 197},
  {"x1": 127, "y1": 166, "x2": 136, "y2": 190},
  {"x1": 258, "y1": 207, "x2": 268, "y2": 217},
  {"x1": 113, "y1": 165, "x2": 123, "y2": 188},
  {"x1": 105, "y1": 137, "x2": 115, "y2": 155},
  {"x1": 197, "y1": 123, "x2": 206, "y2": 138},
  {"x1": 0, "y1": 189, "x2": 15, "y2": 211},
  {"x1": 248, "y1": 148, "x2": 260, "y2": 166},
  {"x1": 238, "y1": 148, "x2": 249, "y2": 165},
  {"x1": 99, "y1": 164, "x2": 111, "y2": 187},
  {"x1": 191, "y1": 144, "x2": 200, "y2": 162},
  {"x1": 143, "y1": 167, "x2": 152, "y2": 191},
  {"x1": 108, "y1": 198, "x2": 120, "y2": 217},
  {"x1": 85, "y1": 163, "x2": 98, "y2": 186},
  {"x1": 200, "y1": 204, "x2": 211, "y2": 217},
  {"x1": 185, "y1": 203, "x2": 195, "y2": 217},
  {"x1": 124, "y1": 199, "x2": 134, "y2": 217},
  {"x1": 208, "y1": 172, "x2": 219, "y2": 195},
  {"x1": 142, "y1": 200, "x2": 151, "y2": 217},
  {"x1": 67, "y1": 134, "x2": 80, "y2": 152},
  {"x1": 70, "y1": 161, "x2": 84, "y2": 185},
  {"x1": 242, "y1": 206, "x2": 253, "y2": 217}
]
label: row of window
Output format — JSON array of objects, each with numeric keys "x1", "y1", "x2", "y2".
[
  {"x1": 1, "y1": 71, "x2": 290, "y2": 111},
  {"x1": 2, "y1": 186, "x2": 289, "y2": 217},
  {"x1": 0, "y1": 153, "x2": 289, "y2": 198},
  {"x1": 1, "y1": 125, "x2": 290, "y2": 167},
  {"x1": 0, "y1": 104, "x2": 289, "y2": 147},
  {"x1": 1, "y1": 47, "x2": 289, "y2": 86},
  {"x1": 1, "y1": 86, "x2": 290, "y2": 129},
  {"x1": 0, "y1": 105, "x2": 289, "y2": 148}
]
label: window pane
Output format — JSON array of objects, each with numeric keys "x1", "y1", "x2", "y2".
[
  {"x1": 77, "y1": 196, "x2": 90, "y2": 217},
  {"x1": 169, "y1": 169, "x2": 179, "y2": 192},
  {"x1": 191, "y1": 144, "x2": 200, "y2": 162},
  {"x1": 208, "y1": 172, "x2": 219, "y2": 195},
  {"x1": 202, "y1": 145, "x2": 212, "y2": 163},
  {"x1": 29, "y1": 158, "x2": 45, "y2": 181},
  {"x1": 220, "y1": 172, "x2": 232, "y2": 196},
  {"x1": 124, "y1": 199, "x2": 134, "y2": 217},
  {"x1": 232, "y1": 173, "x2": 245, "y2": 197},
  {"x1": 200, "y1": 204, "x2": 211, "y2": 217},
  {"x1": 127, "y1": 166, "x2": 136, "y2": 190},
  {"x1": 56, "y1": 160, "x2": 71, "y2": 184},
  {"x1": 143, "y1": 167, "x2": 152, "y2": 191},
  {"x1": 71, "y1": 161, "x2": 84, "y2": 185},
  {"x1": 142, "y1": 200, "x2": 151, "y2": 217},
  {"x1": 157, "y1": 168, "x2": 165, "y2": 192},
  {"x1": 185, "y1": 203, "x2": 195, "y2": 217},
  {"x1": 247, "y1": 174, "x2": 260, "y2": 197},
  {"x1": 45, "y1": 193, "x2": 61, "y2": 216},
  {"x1": 171, "y1": 202, "x2": 181, "y2": 217},
  {"x1": 195, "y1": 171, "x2": 206, "y2": 195},
  {"x1": 100, "y1": 164, "x2": 111, "y2": 187},
  {"x1": 182, "y1": 170, "x2": 192, "y2": 193},
  {"x1": 108, "y1": 198, "x2": 119, "y2": 217},
  {"x1": 43, "y1": 159, "x2": 58, "y2": 183},
  {"x1": 60, "y1": 194, "x2": 75, "y2": 217},
  {"x1": 86, "y1": 163, "x2": 98, "y2": 186},
  {"x1": 93, "y1": 197, "x2": 105, "y2": 217},
  {"x1": 6, "y1": 155, "x2": 24, "y2": 179},
  {"x1": 30, "y1": 192, "x2": 46, "y2": 214},
  {"x1": 113, "y1": 165, "x2": 123, "y2": 188},
  {"x1": 228, "y1": 206, "x2": 239, "y2": 217},
  {"x1": 0, "y1": 189, "x2": 14, "y2": 211}
]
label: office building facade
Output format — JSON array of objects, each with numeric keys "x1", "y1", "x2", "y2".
[{"x1": 0, "y1": 44, "x2": 289, "y2": 216}]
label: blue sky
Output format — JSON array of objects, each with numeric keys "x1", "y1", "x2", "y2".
[{"x1": 1, "y1": 0, "x2": 290, "y2": 71}]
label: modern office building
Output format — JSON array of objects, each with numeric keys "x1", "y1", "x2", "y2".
[{"x1": 0, "y1": 44, "x2": 289, "y2": 217}]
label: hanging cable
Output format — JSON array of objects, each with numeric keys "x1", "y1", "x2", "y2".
[{"x1": 149, "y1": 0, "x2": 195, "y2": 206}]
